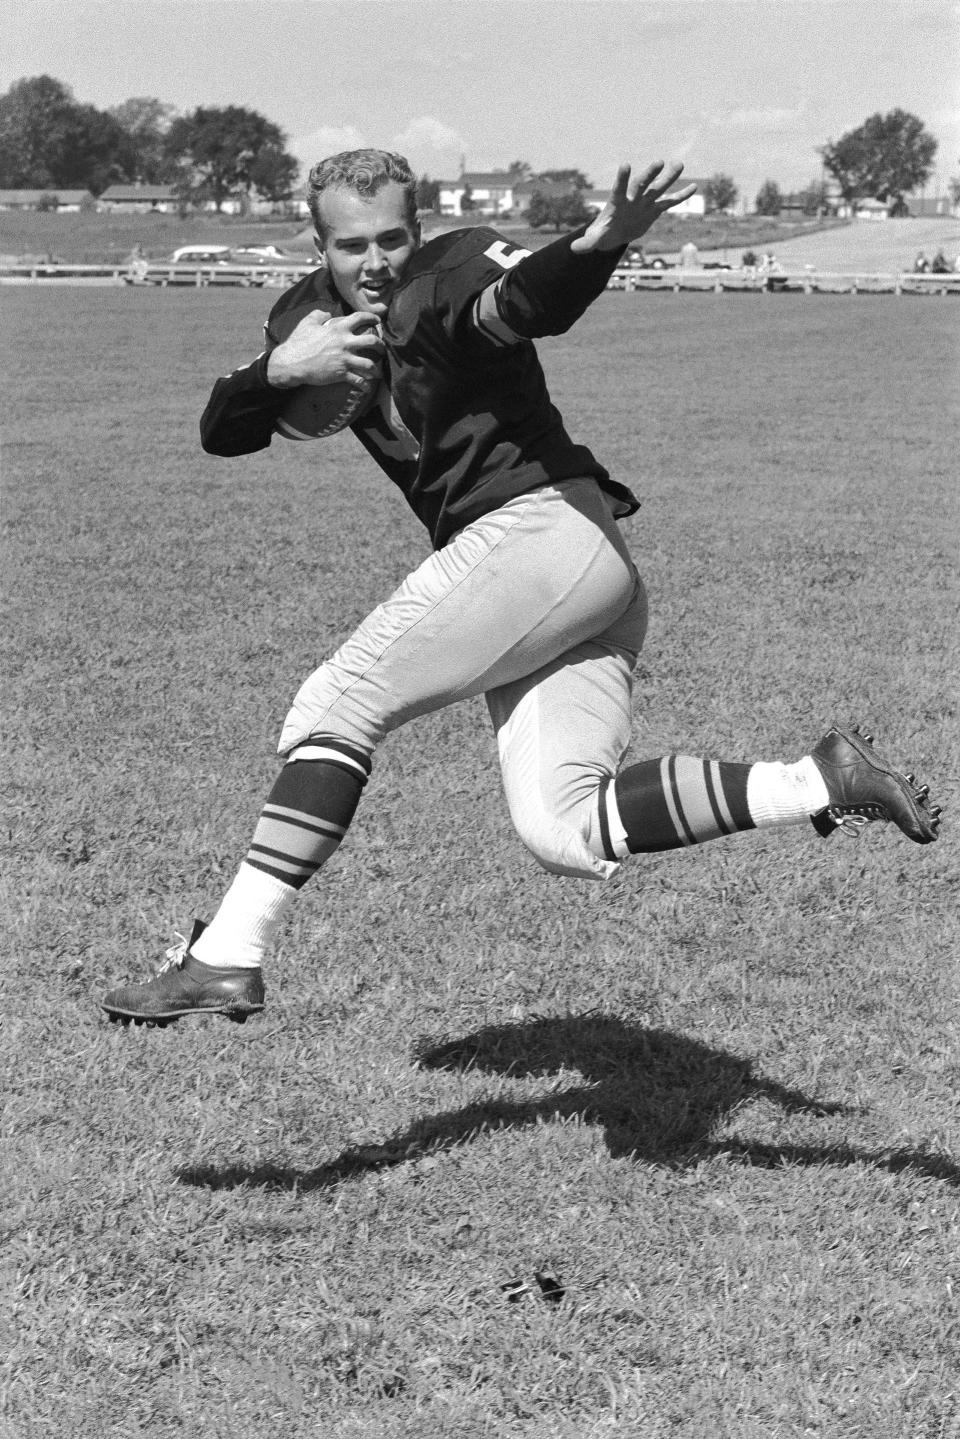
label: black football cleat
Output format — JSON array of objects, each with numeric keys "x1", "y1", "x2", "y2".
[
  {"x1": 810, "y1": 724, "x2": 941, "y2": 844},
  {"x1": 101, "y1": 920, "x2": 265, "y2": 1026}
]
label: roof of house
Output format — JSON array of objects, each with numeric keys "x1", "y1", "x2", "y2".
[
  {"x1": 99, "y1": 184, "x2": 179, "y2": 201},
  {"x1": 513, "y1": 178, "x2": 578, "y2": 199},
  {"x1": 0, "y1": 188, "x2": 92, "y2": 204},
  {"x1": 440, "y1": 172, "x2": 514, "y2": 190}
]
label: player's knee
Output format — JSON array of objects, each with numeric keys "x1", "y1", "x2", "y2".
[
  {"x1": 279, "y1": 664, "x2": 380, "y2": 757},
  {"x1": 513, "y1": 811, "x2": 617, "y2": 882}
]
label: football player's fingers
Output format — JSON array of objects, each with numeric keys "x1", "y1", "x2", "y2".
[
  {"x1": 345, "y1": 333, "x2": 384, "y2": 361},
  {"x1": 645, "y1": 162, "x2": 686, "y2": 198},
  {"x1": 348, "y1": 353, "x2": 381, "y2": 378},
  {"x1": 658, "y1": 182, "x2": 698, "y2": 211},
  {"x1": 626, "y1": 161, "x2": 666, "y2": 201},
  {"x1": 610, "y1": 163, "x2": 633, "y2": 202},
  {"x1": 342, "y1": 311, "x2": 382, "y2": 333}
]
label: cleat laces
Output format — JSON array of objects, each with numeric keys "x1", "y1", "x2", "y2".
[
  {"x1": 158, "y1": 933, "x2": 191, "y2": 974},
  {"x1": 832, "y1": 812, "x2": 873, "y2": 837}
]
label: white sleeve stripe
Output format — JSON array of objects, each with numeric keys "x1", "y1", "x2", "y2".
[{"x1": 473, "y1": 280, "x2": 522, "y2": 346}]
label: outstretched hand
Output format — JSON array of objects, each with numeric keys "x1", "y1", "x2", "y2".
[{"x1": 571, "y1": 162, "x2": 697, "y2": 253}]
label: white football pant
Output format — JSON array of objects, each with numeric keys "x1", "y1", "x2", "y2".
[{"x1": 279, "y1": 478, "x2": 647, "y2": 880}]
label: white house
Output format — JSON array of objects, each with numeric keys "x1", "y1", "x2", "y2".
[
  {"x1": 98, "y1": 184, "x2": 179, "y2": 213},
  {"x1": 0, "y1": 188, "x2": 93, "y2": 211},
  {"x1": 582, "y1": 188, "x2": 610, "y2": 214},
  {"x1": 438, "y1": 172, "x2": 516, "y2": 217},
  {"x1": 669, "y1": 181, "x2": 707, "y2": 217}
]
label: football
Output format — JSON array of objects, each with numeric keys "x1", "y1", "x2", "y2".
[
  {"x1": 269, "y1": 273, "x2": 381, "y2": 441},
  {"x1": 275, "y1": 376, "x2": 377, "y2": 441}
]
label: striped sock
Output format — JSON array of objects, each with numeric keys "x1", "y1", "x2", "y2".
[
  {"x1": 600, "y1": 753, "x2": 831, "y2": 859},
  {"x1": 246, "y1": 738, "x2": 371, "y2": 888},
  {"x1": 604, "y1": 756, "x2": 754, "y2": 856},
  {"x1": 191, "y1": 736, "x2": 371, "y2": 969}
]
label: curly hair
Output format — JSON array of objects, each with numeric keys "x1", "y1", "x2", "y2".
[{"x1": 307, "y1": 149, "x2": 418, "y2": 237}]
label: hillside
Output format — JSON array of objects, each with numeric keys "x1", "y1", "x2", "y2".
[{"x1": 696, "y1": 216, "x2": 960, "y2": 272}]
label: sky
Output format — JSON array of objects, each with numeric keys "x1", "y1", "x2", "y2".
[{"x1": 3, "y1": 0, "x2": 959, "y2": 201}]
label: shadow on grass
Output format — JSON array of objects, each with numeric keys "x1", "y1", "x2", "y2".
[{"x1": 175, "y1": 1014, "x2": 960, "y2": 1192}]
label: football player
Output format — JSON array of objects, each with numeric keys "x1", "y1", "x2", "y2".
[{"x1": 102, "y1": 149, "x2": 940, "y2": 1025}]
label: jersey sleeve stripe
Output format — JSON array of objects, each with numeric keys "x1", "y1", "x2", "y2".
[{"x1": 472, "y1": 280, "x2": 522, "y2": 347}]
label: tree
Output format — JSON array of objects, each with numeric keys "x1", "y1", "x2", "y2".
[
  {"x1": 526, "y1": 188, "x2": 591, "y2": 231},
  {"x1": 163, "y1": 105, "x2": 294, "y2": 209},
  {"x1": 0, "y1": 75, "x2": 78, "y2": 187},
  {"x1": 754, "y1": 179, "x2": 782, "y2": 216},
  {"x1": 704, "y1": 173, "x2": 738, "y2": 214},
  {"x1": 507, "y1": 159, "x2": 532, "y2": 181},
  {"x1": 63, "y1": 103, "x2": 138, "y2": 193},
  {"x1": 109, "y1": 96, "x2": 179, "y2": 183},
  {"x1": 539, "y1": 167, "x2": 590, "y2": 190},
  {"x1": 415, "y1": 173, "x2": 440, "y2": 210},
  {"x1": 0, "y1": 76, "x2": 137, "y2": 193},
  {"x1": 819, "y1": 109, "x2": 937, "y2": 208},
  {"x1": 248, "y1": 144, "x2": 299, "y2": 204},
  {"x1": 798, "y1": 179, "x2": 829, "y2": 216}
]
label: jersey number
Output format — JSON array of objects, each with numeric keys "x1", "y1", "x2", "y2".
[{"x1": 484, "y1": 240, "x2": 532, "y2": 270}]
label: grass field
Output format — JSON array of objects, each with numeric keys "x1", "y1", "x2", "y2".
[{"x1": 2, "y1": 285, "x2": 959, "y2": 1438}]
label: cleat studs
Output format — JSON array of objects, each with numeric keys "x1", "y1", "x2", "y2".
[
  {"x1": 905, "y1": 773, "x2": 916, "y2": 785},
  {"x1": 863, "y1": 732, "x2": 874, "y2": 745},
  {"x1": 916, "y1": 784, "x2": 930, "y2": 800}
]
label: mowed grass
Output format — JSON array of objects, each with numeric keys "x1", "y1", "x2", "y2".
[{"x1": 2, "y1": 284, "x2": 959, "y2": 1439}]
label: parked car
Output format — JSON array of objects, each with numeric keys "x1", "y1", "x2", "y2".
[
  {"x1": 169, "y1": 244, "x2": 233, "y2": 264},
  {"x1": 229, "y1": 244, "x2": 295, "y2": 263}
]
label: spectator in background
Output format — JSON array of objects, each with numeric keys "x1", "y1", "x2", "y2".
[
  {"x1": 680, "y1": 239, "x2": 700, "y2": 269},
  {"x1": 930, "y1": 249, "x2": 949, "y2": 275},
  {"x1": 913, "y1": 251, "x2": 929, "y2": 273}
]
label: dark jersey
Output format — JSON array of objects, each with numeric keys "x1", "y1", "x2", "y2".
[{"x1": 201, "y1": 225, "x2": 639, "y2": 549}]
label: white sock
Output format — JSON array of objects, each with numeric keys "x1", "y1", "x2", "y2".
[
  {"x1": 191, "y1": 863, "x2": 297, "y2": 969},
  {"x1": 746, "y1": 757, "x2": 830, "y2": 829}
]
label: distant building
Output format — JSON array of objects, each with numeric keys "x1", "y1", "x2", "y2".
[
  {"x1": 511, "y1": 177, "x2": 577, "y2": 211},
  {"x1": 670, "y1": 181, "x2": 707, "y2": 217},
  {"x1": 852, "y1": 197, "x2": 890, "y2": 221},
  {"x1": 438, "y1": 172, "x2": 515, "y2": 217},
  {"x1": 908, "y1": 193, "x2": 959, "y2": 218},
  {"x1": 0, "y1": 189, "x2": 93, "y2": 211},
  {"x1": 98, "y1": 184, "x2": 179, "y2": 213},
  {"x1": 581, "y1": 188, "x2": 611, "y2": 214}
]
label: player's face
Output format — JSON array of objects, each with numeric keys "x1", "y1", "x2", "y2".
[{"x1": 316, "y1": 182, "x2": 420, "y2": 316}]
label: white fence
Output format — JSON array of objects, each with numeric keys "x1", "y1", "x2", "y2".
[
  {"x1": 607, "y1": 266, "x2": 960, "y2": 296},
  {"x1": 0, "y1": 260, "x2": 316, "y2": 287},
  {"x1": 1, "y1": 260, "x2": 959, "y2": 296}
]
